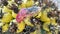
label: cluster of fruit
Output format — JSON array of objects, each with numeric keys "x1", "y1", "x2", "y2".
[{"x1": 0, "y1": 0, "x2": 60, "y2": 34}]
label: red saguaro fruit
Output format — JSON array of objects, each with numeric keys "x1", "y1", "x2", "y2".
[{"x1": 16, "y1": 8, "x2": 28, "y2": 23}]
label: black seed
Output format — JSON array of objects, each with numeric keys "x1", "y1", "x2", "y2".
[
  {"x1": 30, "y1": 17, "x2": 35, "y2": 25},
  {"x1": 11, "y1": 4, "x2": 19, "y2": 14},
  {"x1": 13, "y1": 8, "x2": 19, "y2": 14},
  {"x1": 23, "y1": 29, "x2": 27, "y2": 32},
  {"x1": 34, "y1": 0, "x2": 37, "y2": 2},
  {"x1": 9, "y1": 22, "x2": 17, "y2": 32},
  {"x1": 14, "y1": 0, "x2": 22, "y2": 5},
  {"x1": 39, "y1": 20, "x2": 44, "y2": 25},
  {"x1": 57, "y1": 19, "x2": 60, "y2": 23},
  {"x1": 47, "y1": 12, "x2": 52, "y2": 18},
  {"x1": 23, "y1": 26, "x2": 32, "y2": 32},
  {"x1": 2, "y1": 0, "x2": 8, "y2": 6},
  {"x1": 26, "y1": 32, "x2": 30, "y2": 34},
  {"x1": 58, "y1": 31, "x2": 60, "y2": 34},
  {"x1": 0, "y1": 10, "x2": 3, "y2": 19},
  {"x1": 0, "y1": 27, "x2": 2, "y2": 34},
  {"x1": 25, "y1": 26, "x2": 31, "y2": 31},
  {"x1": 30, "y1": 27, "x2": 36, "y2": 32},
  {"x1": 30, "y1": 17, "x2": 40, "y2": 25},
  {"x1": 0, "y1": 14, "x2": 3, "y2": 19}
]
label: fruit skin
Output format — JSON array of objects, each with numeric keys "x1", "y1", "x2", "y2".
[
  {"x1": 35, "y1": 11, "x2": 41, "y2": 18},
  {"x1": 40, "y1": 9, "x2": 50, "y2": 22},
  {"x1": 2, "y1": 24, "x2": 9, "y2": 32},
  {"x1": 40, "y1": 9, "x2": 51, "y2": 34},
  {"x1": 1, "y1": 12, "x2": 12, "y2": 24},
  {"x1": 17, "y1": 21, "x2": 25, "y2": 33},
  {"x1": 24, "y1": 16, "x2": 34, "y2": 27},
  {"x1": 8, "y1": 3, "x2": 19, "y2": 19},
  {"x1": 2, "y1": 6, "x2": 12, "y2": 13},
  {"x1": 18, "y1": 3, "x2": 26, "y2": 9},
  {"x1": 26, "y1": 0, "x2": 34, "y2": 8},
  {"x1": 41, "y1": 8, "x2": 57, "y2": 34},
  {"x1": 40, "y1": 7, "x2": 52, "y2": 34},
  {"x1": 8, "y1": 19, "x2": 25, "y2": 33},
  {"x1": 12, "y1": 10, "x2": 17, "y2": 19}
]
